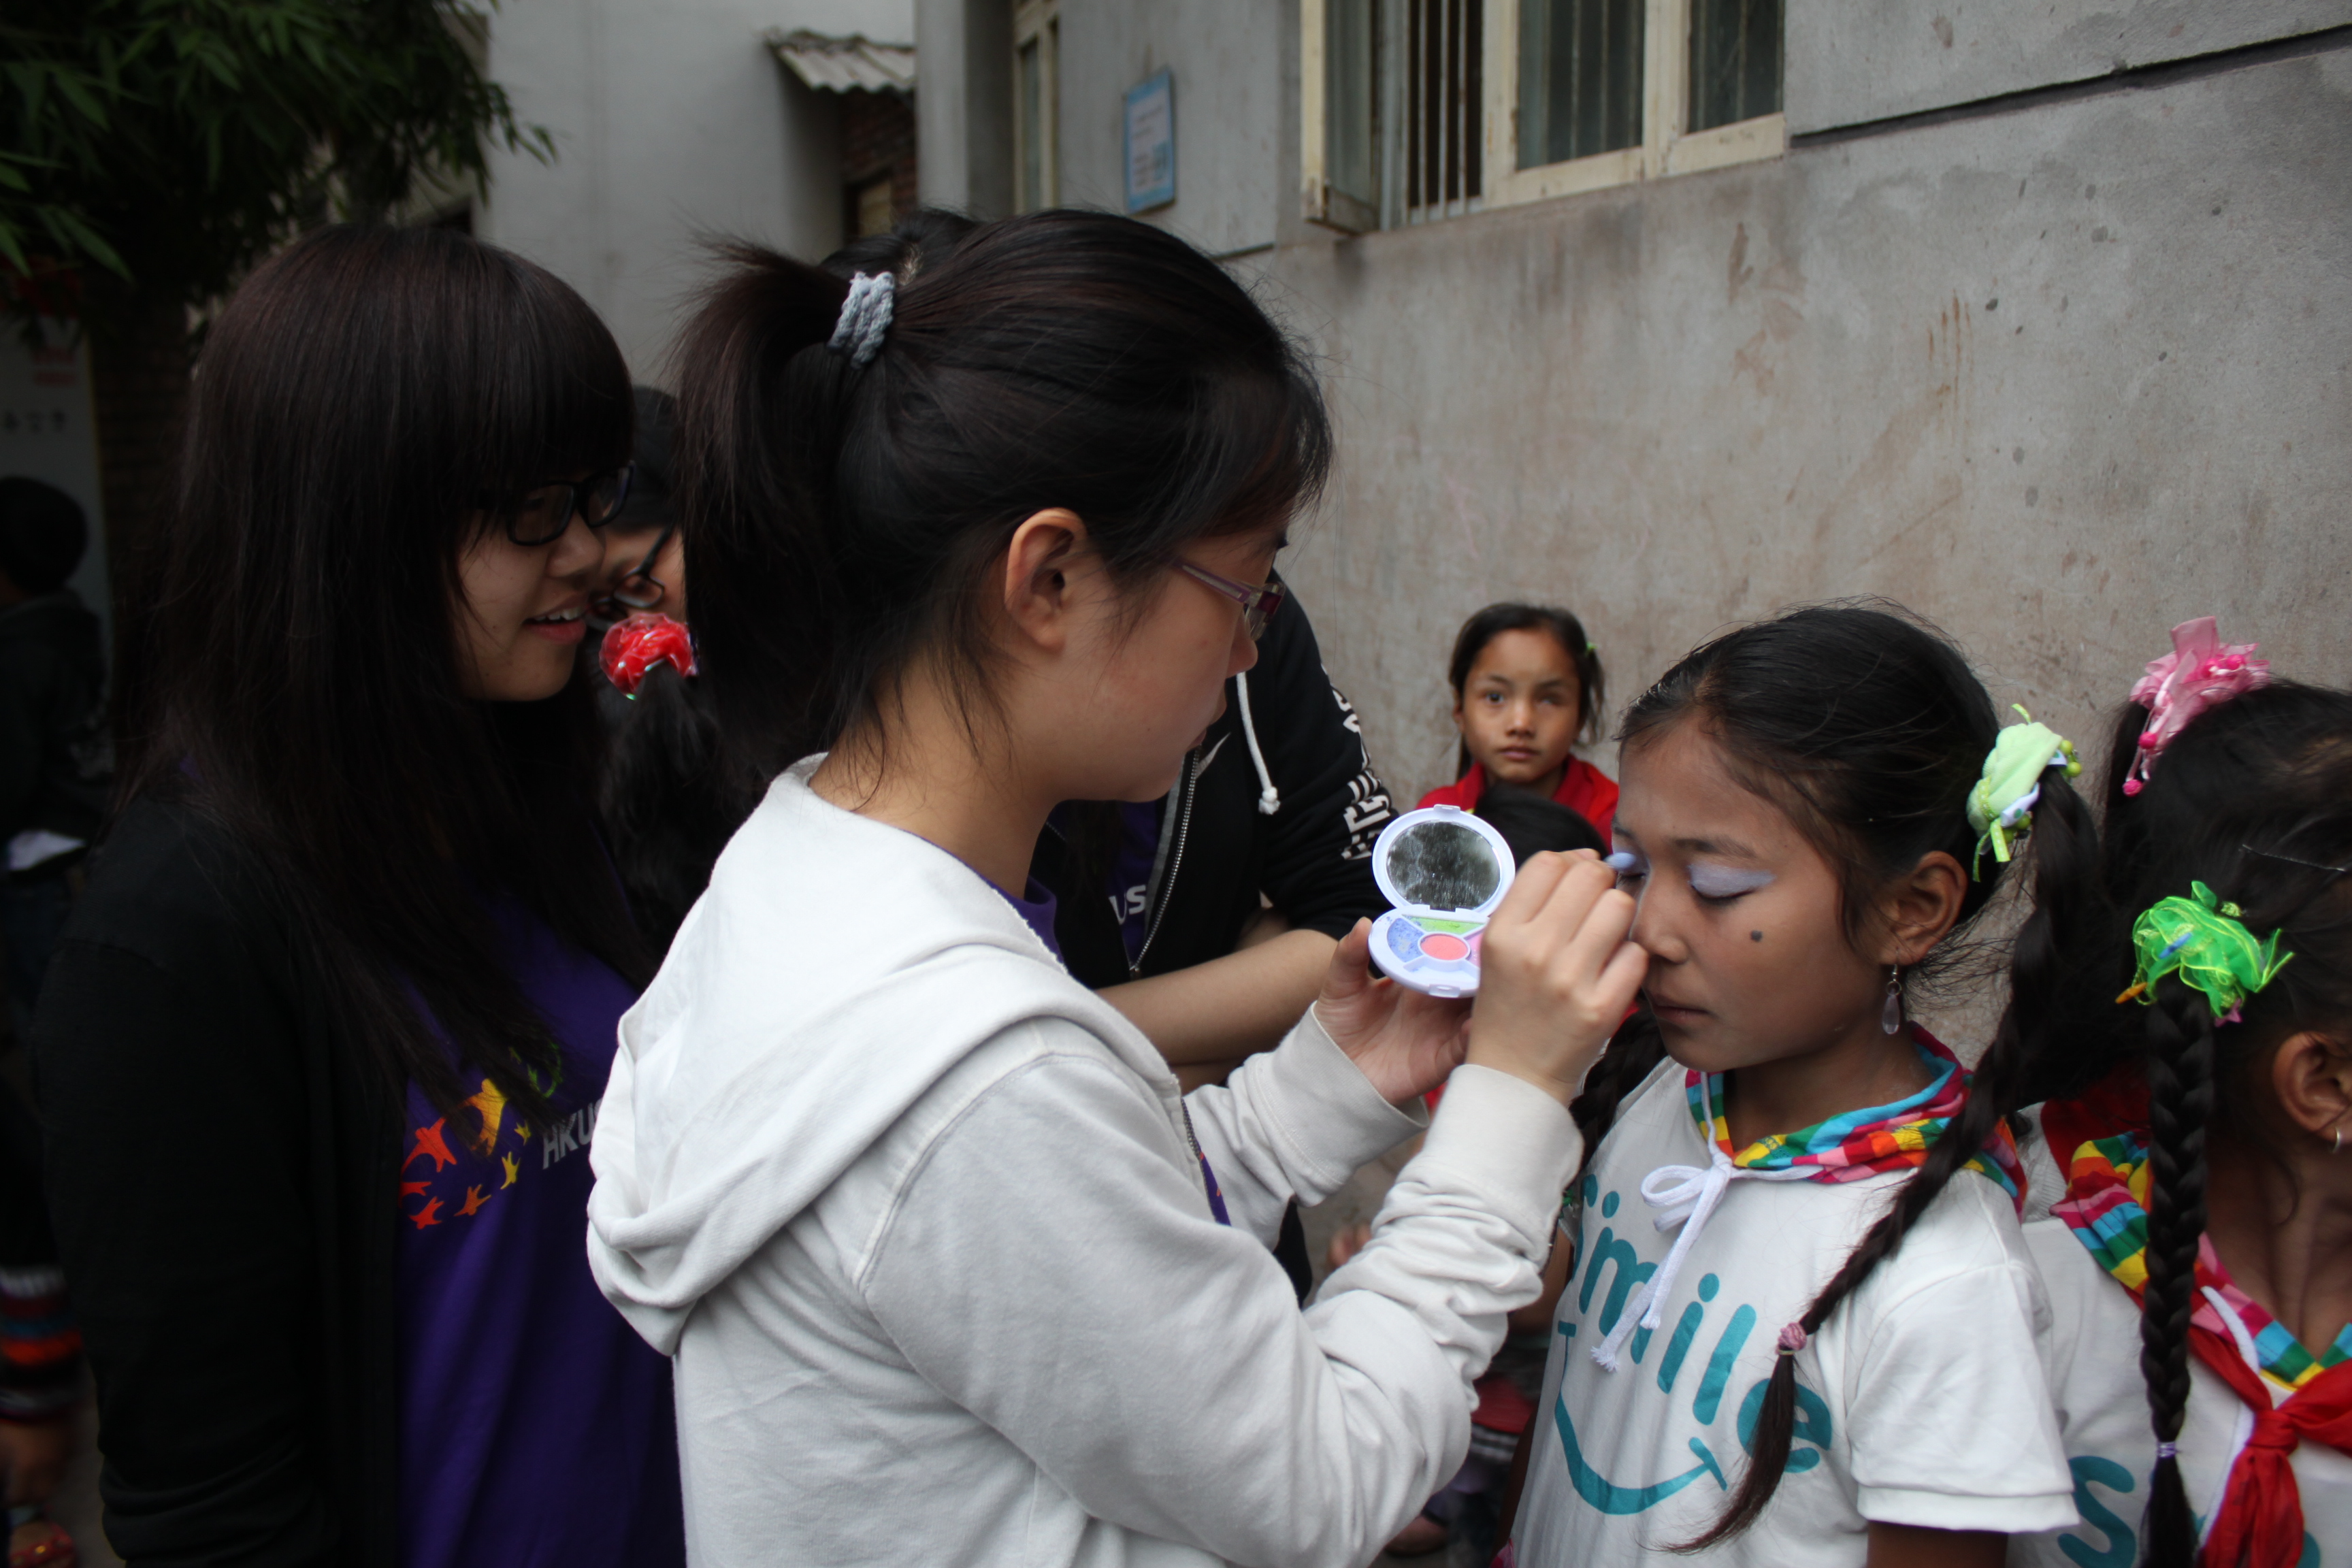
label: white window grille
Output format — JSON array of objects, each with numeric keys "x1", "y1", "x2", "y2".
[{"x1": 1304, "y1": 0, "x2": 1785, "y2": 230}]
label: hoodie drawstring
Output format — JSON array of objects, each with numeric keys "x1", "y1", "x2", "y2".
[{"x1": 1235, "y1": 670, "x2": 1281, "y2": 816}]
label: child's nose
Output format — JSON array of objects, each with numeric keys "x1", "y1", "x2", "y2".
[{"x1": 1628, "y1": 887, "x2": 1682, "y2": 961}]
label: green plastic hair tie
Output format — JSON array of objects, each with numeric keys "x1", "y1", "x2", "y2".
[
  {"x1": 2114, "y1": 881, "x2": 2293, "y2": 1022},
  {"x1": 1965, "y1": 706, "x2": 2081, "y2": 877}
]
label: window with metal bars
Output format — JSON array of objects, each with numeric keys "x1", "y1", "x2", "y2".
[
  {"x1": 1311, "y1": 0, "x2": 1782, "y2": 230},
  {"x1": 1688, "y1": 0, "x2": 1783, "y2": 133},
  {"x1": 1320, "y1": 0, "x2": 1480, "y2": 229},
  {"x1": 1518, "y1": 0, "x2": 1644, "y2": 171}
]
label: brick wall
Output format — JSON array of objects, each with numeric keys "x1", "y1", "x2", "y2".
[{"x1": 840, "y1": 89, "x2": 919, "y2": 236}]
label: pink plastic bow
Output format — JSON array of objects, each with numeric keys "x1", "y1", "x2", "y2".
[
  {"x1": 600, "y1": 612, "x2": 698, "y2": 697},
  {"x1": 2122, "y1": 617, "x2": 2270, "y2": 796}
]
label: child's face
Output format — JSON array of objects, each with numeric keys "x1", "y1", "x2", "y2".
[
  {"x1": 1454, "y1": 628, "x2": 1582, "y2": 791},
  {"x1": 1612, "y1": 722, "x2": 1888, "y2": 1077}
]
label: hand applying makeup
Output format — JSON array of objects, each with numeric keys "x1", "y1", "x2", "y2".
[
  {"x1": 1316, "y1": 850, "x2": 1644, "y2": 1107},
  {"x1": 1465, "y1": 851, "x2": 1648, "y2": 1105}
]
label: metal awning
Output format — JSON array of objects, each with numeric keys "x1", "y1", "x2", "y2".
[{"x1": 764, "y1": 29, "x2": 916, "y2": 95}]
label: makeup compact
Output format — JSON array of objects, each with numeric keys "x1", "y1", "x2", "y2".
[{"x1": 1368, "y1": 806, "x2": 1516, "y2": 997}]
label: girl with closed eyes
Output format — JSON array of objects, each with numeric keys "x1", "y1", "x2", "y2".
[{"x1": 1504, "y1": 603, "x2": 2087, "y2": 1568}]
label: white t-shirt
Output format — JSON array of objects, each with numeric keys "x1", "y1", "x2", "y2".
[
  {"x1": 2010, "y1": 1219, "x2": 2352, "y2": 1568},
  {"x1": 1514, "y1": 1061, "x2": 2077, "y2": 1567}
]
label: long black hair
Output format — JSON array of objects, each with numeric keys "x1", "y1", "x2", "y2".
[
  {"x1": 673, "y1": 208, "x2": 1332, "y2": 775},
  {"x1": 117, "y1": 224, "x2": 651, "y2": 1128},
  {"x1": 1446, "y1": 602, "x2": 1607, "y2": 775},
  {"x1": 1563, "y1": 601, "x2": 2089, "y2": 1548},
  {"x1": 2014, "y1": 680, "x2": 2352, "y2": 1567}
]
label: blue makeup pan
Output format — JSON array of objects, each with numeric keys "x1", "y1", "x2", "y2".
[{"x1": 1367, "y1": 806, "x2": 1516, "y2": 998}]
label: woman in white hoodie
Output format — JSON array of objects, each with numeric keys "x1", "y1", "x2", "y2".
[{"x1": 585, "y1": 210, "x2": 1648, "y2": 1568}]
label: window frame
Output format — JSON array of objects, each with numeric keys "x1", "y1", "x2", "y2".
[
  {"x1": 1013, "y1": 0, "x2": 1060, "y2": 212},
  {"x1": 1303, "y1": 0, "x2": 1785, "y2": 228}
]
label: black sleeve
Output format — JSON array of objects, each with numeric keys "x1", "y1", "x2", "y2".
[
  {"x1": 0, "y1": 647, "x2": 46, "y2": 833},
  {"x1": 1243, "y1": 592, "x2": 1398, "y2": 940},
  {"x1": 31, "y1": 827, "x2": 344, "y2": 1565}
]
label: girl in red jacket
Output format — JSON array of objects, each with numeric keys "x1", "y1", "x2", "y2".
[{"x1": 1420, "y1": 604, "x2": 1616, "y2": 832}]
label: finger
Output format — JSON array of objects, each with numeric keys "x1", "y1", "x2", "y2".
[
  {"x1": 1516, "y1": 852, "x2": 1616, "y2": 947},
  {"x1": 1558, "y1": 885, "x2": 1641, "y2": 979},
  {"x1": 1487, "y1": 849, "x2": 1571, "y2": 930},
  {"x1": 1593, "y1": 934, "x2": 1650, "y2": 1016},
  {"x1": 1324, "y1": 918, "x2": 1373, "y2": 998}
]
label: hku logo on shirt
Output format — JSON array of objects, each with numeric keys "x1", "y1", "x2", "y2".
[
  {"x1": 1546, "y1": 1174, "x2": 1832, "y2": 1518},
  {"x1": 399, "y1": 1077, "x2": 602, "y2": 1230}
]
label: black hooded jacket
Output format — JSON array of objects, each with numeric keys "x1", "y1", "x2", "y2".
[{"x1": 1031, "y1": 589, "x2": 1396, "y2": 988}]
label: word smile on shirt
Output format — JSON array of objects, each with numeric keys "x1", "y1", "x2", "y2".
[{"x1": 1552, "y1": 1176, "x2": 1833, "y2": 1516}]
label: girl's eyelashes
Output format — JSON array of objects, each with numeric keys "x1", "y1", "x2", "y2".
[{"x1": 1686, "y1": 863, "x2": 1776, "y2": 902}]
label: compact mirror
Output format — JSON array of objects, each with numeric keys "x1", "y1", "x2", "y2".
[{"x1": 1368, "y1": 806, "x2": 1516, "y2": 997}]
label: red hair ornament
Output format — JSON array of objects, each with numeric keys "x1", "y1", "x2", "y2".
[{"x1": 600, "y1": 613, "x2": 698, "y2": 697}]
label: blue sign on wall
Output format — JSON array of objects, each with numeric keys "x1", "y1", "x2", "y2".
[{"x1": 1124, "y1": 69, "x2": 1175, "y2": 214}]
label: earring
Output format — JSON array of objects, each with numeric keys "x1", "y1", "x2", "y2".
[{"x1": 1881, "y1": 966, "x2": 1905, "y2": 1036}]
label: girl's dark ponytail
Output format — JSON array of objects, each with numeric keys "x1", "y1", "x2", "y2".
[{"x1": 2136, "y1": 979, "x2": 2216, "y2": 1568}]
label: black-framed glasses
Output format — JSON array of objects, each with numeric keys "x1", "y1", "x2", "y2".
[
  {"x1": 602, "y1": 513, "x2": 681, "y2": 614},
  {"x1": 485, "y1": 463, "x2": 635, "y2": 546},
  {"x1": 1175, "y1": 559, "x2": 1286, "y2": 640}
]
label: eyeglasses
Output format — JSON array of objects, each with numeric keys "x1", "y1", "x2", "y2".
[
  {"x1": 485, "y1": 464, "x2": 635, "y2": 546},
  {"x1": 600, "y1": 513, "x2": 681, "y2": 615},
  {"x1": 1175, "y1": 559, "x2": 1286, "y2": 641}
]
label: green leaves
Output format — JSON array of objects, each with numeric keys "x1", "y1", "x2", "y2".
[{"x1": 1, "y1": 0, "x2": 545, "y2": 324}]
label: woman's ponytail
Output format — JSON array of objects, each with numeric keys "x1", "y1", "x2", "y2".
[{"x1": 674, "y1": 246, "x2": 858, "y2": 773}]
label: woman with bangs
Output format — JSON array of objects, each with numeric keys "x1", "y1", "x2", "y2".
[{"x1": 32, "y1": 226, "x2": 685, "y2": 1567}]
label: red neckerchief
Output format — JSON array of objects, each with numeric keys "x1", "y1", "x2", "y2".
[{"x1": 2045, "y1": 1071, "x2": 2352, "y2": 1568}]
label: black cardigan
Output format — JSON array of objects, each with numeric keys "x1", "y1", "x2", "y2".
[{"x1": 31, "y1": 800, "x2": 401, "y2": 1567}]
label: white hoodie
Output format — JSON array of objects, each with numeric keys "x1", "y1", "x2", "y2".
[{"x1": 588, "y1": 762, "x2": 1585, "y2": 1568}]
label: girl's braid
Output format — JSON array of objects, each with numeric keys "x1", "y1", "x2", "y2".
[{"x1": 2136, "y1": 978, "x2": 2216, "y2": 1568}]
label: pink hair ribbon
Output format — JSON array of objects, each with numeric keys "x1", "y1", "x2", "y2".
[{"x1": 2122, "y1": 617, "x2": 2270, "y2": 796}]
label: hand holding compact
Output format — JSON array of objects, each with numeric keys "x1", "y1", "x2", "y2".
[
  {"x1": 1467, "y1": 851, "x2": 1646, "y2": 1106},
  {"x1": 1313, "y1": 919, "x2": 1473, "y2": 1105}
]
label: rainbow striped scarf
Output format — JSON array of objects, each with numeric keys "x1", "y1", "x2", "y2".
[
  {"x1": 2055, "y1": 1129, "x2": 2352, "y2": 1394},
  {"x1": 1682, "y1": 1026, "x2": 2025, "y2": 1210}
]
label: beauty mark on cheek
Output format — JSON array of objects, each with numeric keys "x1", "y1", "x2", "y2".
[
  {"x1": 1686, "y1": 864, "x2": 1776, "y2": 898},
  {"x1": 1750, "y1": 931, "x2": 1764, "y2": 943}
]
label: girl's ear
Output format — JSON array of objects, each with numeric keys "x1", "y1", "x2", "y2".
[
  {"x1": 2269, "y1": 1030, "x2": 2352, "y2": 1147},
  {"x1": 999, "y1": 508, "x2": 1088, "y2": 653},
  {"x1": 1871, "y1": 849, "x2": 1969, "y2": 967}
]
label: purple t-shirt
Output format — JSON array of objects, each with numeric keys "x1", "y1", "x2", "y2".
[
  {"x1": 396, "y1": 905, "x2": 684, "y2": 1568},
  {"x1": 999, "y1": 875, "x2": 1063, "y2": 960},
  {"x1": 1109, "y1": 800, "x2": 1162, "y2": 964}
]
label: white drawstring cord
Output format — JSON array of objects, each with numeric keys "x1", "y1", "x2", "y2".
[
  {"x1": 1235, "y1": 670, "x2": 1281, "y2": 815},
  {"x1": 1590, "y1": 1145, "x2": 1808, "y2": 1371},
  {"x1": 2193, "y1": 1283, "x2": 2268, "y2": 1546}
]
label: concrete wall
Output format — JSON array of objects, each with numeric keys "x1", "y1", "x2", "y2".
[
  {"x1": 480, "y1": 0, "x2": 913, "y2": 380},
  {"x1": 1054, "y1": 0, "x2": 1294, "y2": 257},
  {"x1": 1788, "y1": 0, "x2": 2352, "y2": 129},
  {"x1": 915, "y1": 0, "x2": 1015, "y2": 215},
  {"x1": 1252, "y1": 15, "x2": 2351, "y2": 823}
]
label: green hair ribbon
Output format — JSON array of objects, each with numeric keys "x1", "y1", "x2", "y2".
[
  {"x1": 2114, "y1": 881, "x2": 2294, "y2": 1022},
  {"x1": 1965, "y1": 706, "x2": 2081, "y2": 876}
]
